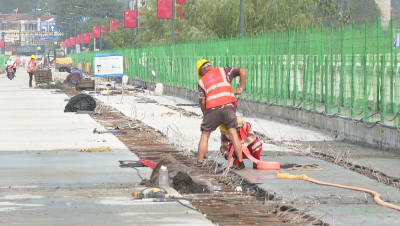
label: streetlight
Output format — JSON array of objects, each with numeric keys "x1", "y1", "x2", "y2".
[
  {"x1": 69, "y1": 13, "x2": 77, "y2": 52},
  {"x1": 64, "y1": 18, "x2": 73, "y2": 53},
  {"x1": 75, "y1": 6, "x2": 83, "y2": 52},
  {"x1": 61, "y1": 21, "x2": 71, "y2": 39},
  {"x1": 61, "y1": 18, "x2": 71, "y2": 52}
]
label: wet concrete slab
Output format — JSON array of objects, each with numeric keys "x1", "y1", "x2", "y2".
[{"x1": 236, "y1": 156, "x2": 400, "y2": 225}]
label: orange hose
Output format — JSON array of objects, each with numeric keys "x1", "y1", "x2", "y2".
[{"x1": 277, "y1": 172, "x2": 400, "y2": 211}]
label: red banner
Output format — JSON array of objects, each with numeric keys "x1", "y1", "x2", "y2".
[
  {"x1": 92, "y1": 25, "x2": 100, "y2": 38},
  {"x1": 109, "y1": 19, "x2": 116, "y2": 32},
  {"x1": 61, "y1": 41, "x2": 65, "y2": 48},
  {"x1": 157, "y1": 0, "x2": 172, "y2": 18},
  {"x1": 70, "y1": 37, "x2": 75, "y2": 46},
  {"x1": 124, "y1": 10, "x2": 136, "y2": 28},
  {"x1": 83, "y1": 33, "x2": 90, "y2": 44},
  {"x1": 0, "y1": 39, "x2": 4, "y2": 48},
  {"x1": 77, "y1": 34, "x2": 82, "y2": 44}
]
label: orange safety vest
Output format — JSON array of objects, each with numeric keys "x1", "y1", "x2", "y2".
[
  {"x1": 27, "y1": 61, "x2": 35, "y2": 73},
  {"x1": 224, "y1": 122, "x2": 262, "y2": 153},
  {"x1": 197, "y1": 67, "x2": 237, "y2": 109}
]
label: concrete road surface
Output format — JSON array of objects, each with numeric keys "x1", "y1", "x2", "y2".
[{"x1": 0, "y1": 69, "x2": 213, "y2": 226}]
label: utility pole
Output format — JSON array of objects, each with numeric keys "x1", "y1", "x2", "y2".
[
  {"x1": 240, "y1": 0, "x2": 244, "y2": 37},
  {"x1": 89, "y1": 6, "x2": 91, "y2": 51},
  {"x1": 1, "y1": 32, "x2": 5, "y2": 54},
  {"x1": 135, "y1": 0, "x2": 138, "y2": 35},
  {"x1": 100, "y1": 0, "x2": 102, "y2": 51},
  {"x1": 172, "y1": 0, "x2": 175, "y2": 43},
  {"x1": 76, "y1": 6, "x2": 84, "y2": 53}
]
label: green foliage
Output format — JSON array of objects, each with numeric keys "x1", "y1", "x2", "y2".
[
  {"x1": 392, "y1": 0, "x2": 400, "y2": 14},
  {"x1": 105, "y1": 27, "x2": 138, "y2": 48},
  {"x1": 54, "y1": 0, "x2": 125, "y2": 26},
  {"x1": 334, "y1": 0, "x2": 381, "y2": 24},
  {"x1": 0, "y1": 0, "x2": 54, "y2": 14},
  {"x1": 136, "y1": 0, "x2": 362, "y2": 46}
]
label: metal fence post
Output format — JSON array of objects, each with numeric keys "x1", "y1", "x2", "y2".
[
  {"x1": 390, "y1": 15, "x2": 394, "y2": 113},
  {"x1": 285, "y1": 28, "x2": 291, "y2": 106},
  {"x1": 381, "y1": 55, "x2": 386, "y2": 122},
  {"x1": 293, "y1": 27, "x2": 298, "y2": 106}
]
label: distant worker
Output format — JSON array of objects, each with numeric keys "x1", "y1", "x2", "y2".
[
  {"x1": 220, "y1": 116, "x2": 262, "y2": 169},
  {"x1": 5, "y1": 57, "x2": 16, "y2": 73},
  {"x1": 196, "y1": 59, "x2": 247, "y2": 170},
  {"x1": 22, "y1": 59, "x2": 26, "y2": 67},
  {"x1": 27, "y1": 55, "x2": 36, "y2": 88},
  {"x1": 15, "y1": 58, "x2": 20, "y2": 67}
]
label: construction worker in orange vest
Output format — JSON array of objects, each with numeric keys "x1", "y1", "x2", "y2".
[
  {"x1": 220, "y1": 116, "x2": 262, "y2": 169},
  {"x1": 196, "y1": 59, "x2": 247, "y2": 170}
]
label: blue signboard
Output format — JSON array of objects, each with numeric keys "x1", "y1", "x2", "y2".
[
  {"x1": 39, "y1": 21, "x2": 58, "y2": 41},
  {"x1": 48, "y1": 21, "x2": 57, "y2": 32},
  {"x1": 40, "y1": 21, "x2": 49, "y2": 32}
]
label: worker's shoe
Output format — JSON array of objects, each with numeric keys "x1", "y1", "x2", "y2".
[
  {"x1": 253, "y1": 163, "x2": 258, "y2": 169},
  {"x1": 237, "y1": 161, "x2": 246, "y2": 170},
  {"x1": 194, "y1": 160, "x2": 204, "y2": 167}
]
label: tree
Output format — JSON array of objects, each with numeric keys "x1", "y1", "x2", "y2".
[
  {"x1": 0, "y1": 0, "x2": 36, "y2": 14},
  {"x1": 333, "y1": 0, "x2": 381, "y2": 25},
  {"x1": 392, "y1": 0, "x2": 400, "y2": 14},
  {"x1": 105, "y1": 27, "x2": 138, "y2": 48},
  {"x1": 136, "y1": 0, "x2": 359, "y2": 46},
  {"x1": 54, "y1": 0, "x2": 125, "y2": 26}
]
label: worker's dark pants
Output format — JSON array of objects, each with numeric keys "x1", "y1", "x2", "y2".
[{"x1": 29, "y1": 73, "x2": 33, "y2": 87}]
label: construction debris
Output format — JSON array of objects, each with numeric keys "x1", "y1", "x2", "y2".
[
  {"x1": 64, "y1": 94, "x2": 96, "y2": 112},
  {"x1": 140, "y1": 154, "x2": 214, "y2": 193},
  {"x1": 281, "y1": 163, "x2": 326, "y2": 171},
  {"x1": 93, "y1": 128, "x2": 127, "y2": 134},
  {"x1": 79, "y1": 147, "x2": 111, "y2": 152},
  {"x1": 34, "y1": 69, "x2": 52, "y2": 85}
]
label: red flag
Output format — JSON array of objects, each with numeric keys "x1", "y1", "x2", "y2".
[
  {"x1": 83, "y1": 33, "x2": 90, "y2": 44},
  {"x1": 157, "y1": 0, "x2": 172, "y2": 18},
  {"x1": 109, "y1": 20, "x2": 116, "y2": 32},
  {"x1": 70, "y1": 37, "x2": 75, "y2": 46},
  {"x1": 61, "y1": 41, "x2": 65, "y2": 48},
  {"x1": 77, "y1": 34, "x2": 82, "y2": 44},
  {"x1": 92, "y1": 25, "x2": 100, "y2": 38},
  {"x1": 0, "y1": 39, "x2": 5, "y2": 48},
  {"x1": 124, "y1": 10, "x2": 136, "y2": 28}
]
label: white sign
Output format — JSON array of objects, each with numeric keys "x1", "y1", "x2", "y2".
[{"x1": 94, "y1": 53, "x2": 123, "y2": 77}]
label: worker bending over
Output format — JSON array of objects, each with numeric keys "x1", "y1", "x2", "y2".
[
  {"x1": 196, "y1": 59, "x2": 247, "y2": 170},
  {"x1": 220, "y1": 116, "x2": 262, "y2": 169}
]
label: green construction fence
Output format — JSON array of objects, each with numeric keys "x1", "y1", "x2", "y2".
[{"x1": 69, "y1": 17, "x2": 400, "y2": 126}]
